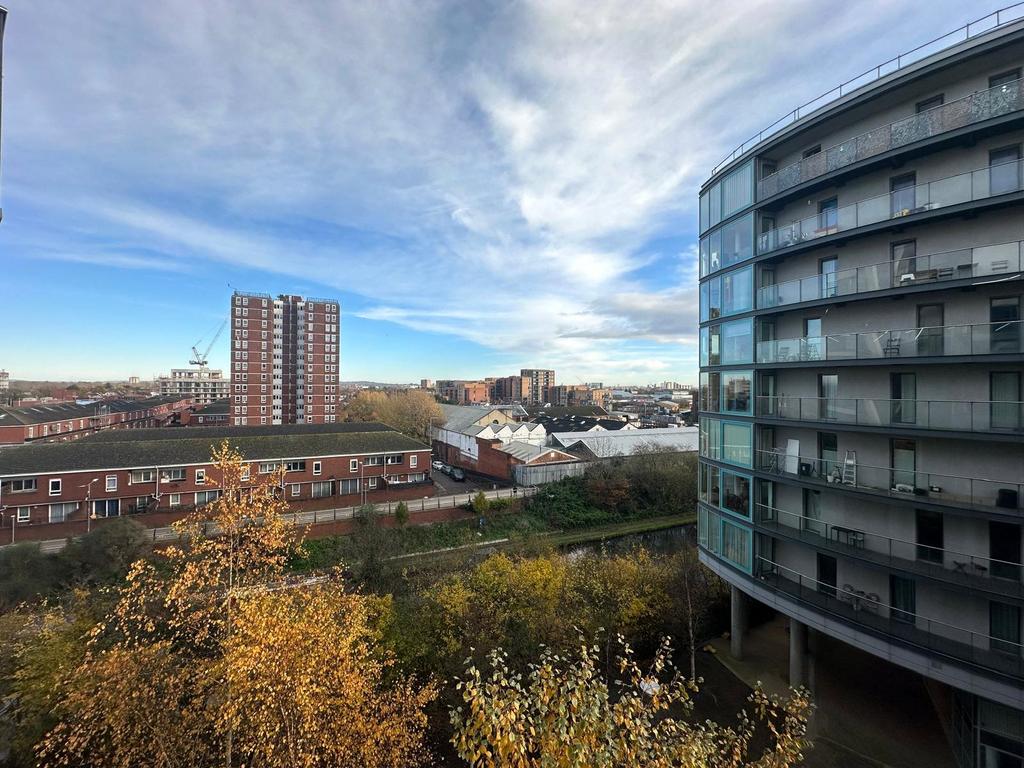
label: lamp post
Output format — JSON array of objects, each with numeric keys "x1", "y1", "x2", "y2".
[{"x1": 81, "y1": 477, "x2": 100, "y2": 533}]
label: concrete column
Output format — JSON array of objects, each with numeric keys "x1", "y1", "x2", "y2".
[
  {"x1": 789, "y1": 617, "x2": 807, "y2": 688},
  {"x1": 730, "y1": 586, "x2": 747, "y2": 660}
]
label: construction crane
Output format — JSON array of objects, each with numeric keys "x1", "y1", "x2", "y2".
[{"x1": 189, "y1": 319, "x2": 227, "y2": 370}]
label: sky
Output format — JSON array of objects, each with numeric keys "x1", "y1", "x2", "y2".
[{"x1": 0, "y1": 0, "x2": 1003, "y2": 384}]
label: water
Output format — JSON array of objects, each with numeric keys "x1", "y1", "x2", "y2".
[{"x1": 564, "y1": 523, "x2": 695, "y2": 557}]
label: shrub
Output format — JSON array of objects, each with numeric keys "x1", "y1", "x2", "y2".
[{"x1": 394, "y1": 501, "x2": 409, "y2": 528}]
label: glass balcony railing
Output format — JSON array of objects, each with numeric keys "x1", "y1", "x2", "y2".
[
  {"x1": 757, "y1": 240, "x2": 1023, "y2": 308},
  {"x1": 755, "y1": 504, "x2": 1024, "y2": 599},
  {"x1": 753, "y1": 557, "x2": 1024, "y2": 681},
  {"x1": 755, "y1": 447, "x2": 1024, "y2": 516},
  {"x1": 758, "y1": 159, "x2": 1024, "y2": 255},
  {"x1": 756, "y1": 396, "x2": 1024, "y2": 434},
  {"x1": 756, "y1": 320, "x2": 1024, "y2": 364},
  {"x1": 758, "y1": 77, "x2": 1024, "y2": 199}
]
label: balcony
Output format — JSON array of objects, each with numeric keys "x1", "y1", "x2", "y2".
[
  {"x1": 755, "y1": 504, "x2": 1023, "y2": 600},
  {"x1": 757, "y1": 240, "x2": 1023, "y2": 309},
  {"x1": 758, "y1": 159, "x2": 1024, "y2": 255},
  {"x1": 754, "y1": 447, "x2": 1024, "y2": 516},
  {"x1": 756, "y1": 395, "x2": 1024, "y2": 435},
  {"x1": 756, "y1": 319, "x2": 1024, "y2": 364},
  {"x1": 754, "y1": 557, "x2": 1024, "y2": 682},
  {"x1": 758, "y1": 78, "x2": 1024, "y2": 200}
]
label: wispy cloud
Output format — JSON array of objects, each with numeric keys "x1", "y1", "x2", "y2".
[{"x1": 1, "y1": 0, "x2": 989, "y2": 381}]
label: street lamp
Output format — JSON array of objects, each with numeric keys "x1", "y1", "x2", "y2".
[{"x1": 80, "y1": 478, "x2": 100, "y2": 533}]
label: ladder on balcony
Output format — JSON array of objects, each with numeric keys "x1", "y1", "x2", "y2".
[{"x1": 841, "y1": 450, "x2": 857, "y2": 486}]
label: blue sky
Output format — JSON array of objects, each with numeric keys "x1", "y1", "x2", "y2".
[{"x1": 0, "y1": 0, "x2": 998, "y2": 383}]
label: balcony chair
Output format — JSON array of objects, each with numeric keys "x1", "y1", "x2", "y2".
[{"x1": 882, "y1": 338, "x2": 902, "y2": 357}]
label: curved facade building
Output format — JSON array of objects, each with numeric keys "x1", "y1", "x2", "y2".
[{"x1": 697, "y1": 9, "x2": 1024, "y2": 764}]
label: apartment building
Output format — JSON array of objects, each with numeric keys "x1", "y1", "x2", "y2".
[
  {"x1": 437, "y1": 380, "x2": 489, "y2": 405},
  {"x1": 698, "y1": 11, "x2": 1024, "y2": 764},
  {"x1": 158, "y1": 368, "x2": 230, "y2": 406},
  {"x1": 0, "y1": 396, "x2": 192, "y2": 445},
  {"x1": 0, "y1": 422, "x2": 430, "y2": 529},
  {"x1": 490, "y1": 375, "x2": 530, "y2": 403},
  {"x1": 521, "y1": 369, "x2": 555, "y2": 405},
  {"x1": 230, "y1": 292, "x2": 340, "y2": 425}
]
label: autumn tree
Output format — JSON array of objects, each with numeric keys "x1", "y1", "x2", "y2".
[
  {"x1": 451, "y1": 637, "x2": 813, "y2": 768},
  {"x1": 36, "y1": 442, "x2": 435, "y2": 768},
  {"x1": 345, "y1": 389, "x2": 443, "y2": 442}
]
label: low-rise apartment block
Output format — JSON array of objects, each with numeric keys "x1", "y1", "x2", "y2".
[
  {"x1": 0, "y1": 396, "x2": 192, "y2": 445},
  {"x1": 158, "y1": 368, "x2": 230, "y2": 406}
]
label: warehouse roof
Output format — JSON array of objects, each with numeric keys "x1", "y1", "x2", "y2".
[
  {"x1": 0, "y1": 396, "x2": 188, "y2": 427},
  {"x1": 550, "y1": 427, "x2": 698, "y2": 458},
  {"x1": 0, "y1": 423, "x2": 427, "y2": 475}
]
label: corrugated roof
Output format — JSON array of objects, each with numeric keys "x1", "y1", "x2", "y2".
[
  {"x1": 0, "y1": 424, "x2": 427, "y2": 475},
  {"x1": 496, "y1": 441, "x2": 578, "y2": 463},
  {"x1": 551, "y1": 427, "x2": 699, "y2": 458}
]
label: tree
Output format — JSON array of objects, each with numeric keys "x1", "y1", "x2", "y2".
[
  {"x1": 451, "y1": 637, "x2": 813, "y2": 768},
  {"x1": 60, "y1": 517, "x2": 150, "y2": 587},
  {"x1": 36, "y1": 442, "x2": 435, "y2": 768},
  {"x1": 671, "y1": 545, "x2": 727, "y2": 680},
  {"x1": 344, "y1": 390, "x2": 442, "y2": 442},
  {"x1": 394, "y1": 501, "x2": 410, "y2": 528},
  {"x1": 471, "y1": 490, "x2": 489, "y2": 515}
]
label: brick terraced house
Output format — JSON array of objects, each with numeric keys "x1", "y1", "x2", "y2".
[
  {"x1": 0, "y1": 396, "x2": 193, "y2": 445},
  {"x1": 0, "y1": 422, "x2": 431, "y2": 529}
]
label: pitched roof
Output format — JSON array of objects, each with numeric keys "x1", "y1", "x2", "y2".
[
  {"x1": 194, "y1": 398, "x2": 230, "y2": 415},
  {"x1": 529, "y1": 415, "x2": 628, "y2": 434},
  {"x1": 526, "y1": 405, "x2": 609, "y2": 418},
  {"x1": 496, "y1": 441, "x2": 578, "y2": 463},
  {"x1": 550, "y1": 427, "x2": 699, "y2": 458},
  {"x1": 438, "y1": 404, "x2": 509, "y2": 433},
  {"x1": 0, "y1": 396, "x2": 188, "y2": 427},
  {"x1": 0, "y1": 423, "x2": 427, "y2": 475}
]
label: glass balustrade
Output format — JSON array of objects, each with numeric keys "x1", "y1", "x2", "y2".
[
  {"x1": 755, "y1": 396, "x2": 1024, "y2": 433},
  {"x1": 752, "y1": 556, "x2": 1024, "y2": 680},
  {"x1": 756, "y1": 320, "x2": 1024, "y2": 363},
  {"x1": 758, "y1": 78, "x2": 1024, "y2": 199},
  {"x1": 758, "y1": 241, "x2": 1023, "y2": 308},
  {"x1": 754, "y1": 447, "x2": 1024, "y2": 514},
  {"x1": 755, "y1": 504, "x2": 1023, "y2": 598},
  {"x1": 758, "y1": 159, "x2": 1024, "y2": 254}
]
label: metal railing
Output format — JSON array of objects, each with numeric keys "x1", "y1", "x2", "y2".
[
  {"x1": 709, "y1": 3, "x2": 1024, "y2": 178},
  {"x1": 756, "y1": 395, "x2": 1024, "y2": 434},
  {"x1": 758, "y1": 159, "x2": 1024, "y2": 254},
  {"x1": 755, "y1": 556, "x2": 1024, "y2": 680},
  {"x1": 754, "y1": 447, "x2": 1024, "y2": 515},
  {"x1": 756, "y1": 319, "x2": 1024, "y2": 364},
  {"x1": 758, "y1": 77, "x2": 1024, "y2": 199},
  {"x1": 757, "y1": 240, "x2": 1024, "y2": 308},
  {"x1": 756, "y1": 504, "x2": 1023, "y2": 598}
]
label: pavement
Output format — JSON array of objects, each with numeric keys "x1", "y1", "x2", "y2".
[{"x1": 708, "y1": 614, "x2": 956, "y2": 768}]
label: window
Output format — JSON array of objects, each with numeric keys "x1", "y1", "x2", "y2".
[
  {"x1": 722, "y1": 371, "x2": 751, "y2": 414},
  {"x1": 891, "y1": 372, "x2": 917, "y2": 425},
  {"x1": 699, "y1": 417, "x2": 721, "y2": 460},
  {"x1": 258, "y1": 462, "x2": 279, "y2": 474},
  {"x1": 817, "y1": 197, "x2": 838, "y2": 230},
  {"x1": 819, "y1": 432, "x2": 839, "y2": 478},
  {"x1": 990, "y1": 68, "x2": 1022, "y2": 89},
  {"x1": 890, "y1": 239, "x2": 917, "y2": 282},
  {"x1": 16, "y1": 507, "x2": 30, "y2": 523},
  {"x1": 990, "y1": 602, "x2": 1021, "y2": 655},
  {"x1": 93, "y1": 499, "x2": 120, "y2": 518},
  {"x1": 48, "y1": 479, "x2": 62, "y2": 496},
  {"x1": 195, "y1": 469, "x2": 206, "y2": 485},
  {"x1": 915, "y1": 94, "x2": 944, "y2": 113},
  {"x1": 990, "y1": 521, "x2": 1022, "y2": 582},
  {"x1": 368, "y1": 477, "x2": 379, "y2": 489},
  {"x1": 720, "y1": 471, "x2": 751, "y2": 518},
  {"x1": 915, "y1": 510, "x2": 943, "y2": 564},
  {"x1": 385, "y1": 454, "x2": 402, "y2": 465},
  {"x1": 721, "y1": 161, "x2": 753, "y2": 217},
  {"x1": 699, "y1": 372, "x2": 721, "y2": 412},
  {"x1": 890, "y1": 172, "x2": 917, "y2": 216},
  {"x1": 801, "y1": 144, "x2": 821, "y2": 159},
  {"x1": 8, "y1": 477, "x2": 37, "y2": 493},
  {"x1": 339, "y1": 478, "x2": 359, "y2": 495},
  {"x1": 818, "y1": 373, "x2": 838, "y2": 420},
  {"x1": 364, "y1": 456, "x2": 384, "y2": 466},
  {"x1": 721, "y1": 213, "x2": 754, "y2": 268},
  {"x1": 721, "y1": 318, "x2": 753, "y2": 364},
  {"x1": 891, "y1": 438, "x2": 916, "y2": 490},
  {"x1": 721, "y1": 265, "x2": 752, "y2": 316},
  {"x1": 818, "y1": 554, "x2": 837, "y2": 597},
  {"x1": 349, "y1": 459, "x2": 358, "y2": 472},
  {"x1": 989, "y1": 145, "x2": 1021, "y2": 196},
  {"x1": 991, "y1": 372, "x2": 1022, "y2": 430},
  {"x1": 410, "y1": 455, "x2": 418, "y2": 468},
  {"x1": 699, "y1": 325, "x2": 720, "y2": 367},
  {"x1": 917, "y1": 303, "x2": 944, "y2": 356},
  {"x1": 290, "y1": 483, "x2": 301, "y2": 497},
  {"x1": 312, "y1": 481, "x2": 334, "y2": 498},
  {"x1": 105, "y1": 475, "x2": 118, "y2": 492},
  {"x1": 241, "y1": 465, "x2": 251, "y2": 481},
  {"x1": 195, "y1": 490, "x2": 220, "y2": 506},
  {"x1": 721, "y1": 422, "x2": 752, "y2": 467},
  {"x1": 889, "y1": 576, "x2": 916, "y2": 623},
  {"x1": 312, "y1": 461, "x2": 322, "y2": 476},
  {"x1": 169, "y1": 493, "x2": 182, "y2": 507},
  {"x1": 48, "y1": 502, "x2": 77, "y2": 523},
  {"x1": 285, "y1": 460, "x2": 306, "y2": 472}
]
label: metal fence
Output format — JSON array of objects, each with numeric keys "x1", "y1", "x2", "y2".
[
  {"x1": 14, "y1": 486, "x2": 538, "y2": 556},
  {"x1": 513, "y1": 462, "x2": 589, "y2": 486}
]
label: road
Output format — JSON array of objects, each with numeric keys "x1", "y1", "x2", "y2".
[{"x1": 429, "y1": 467, "x2": 511, "y2": 496}]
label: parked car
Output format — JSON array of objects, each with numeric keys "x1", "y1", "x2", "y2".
[
  {"x1": 451, "y1": 467, "x2": 466, "y2": 482},
  {"x1": 431, "y1": 460, "x2": 444, "y2": 471},
  {"x1": 440, "y1": 464, "x2": 452, "y2": 475}
]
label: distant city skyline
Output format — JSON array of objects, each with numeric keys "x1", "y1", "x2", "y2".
[{"x1": 0, "y1": 0, "x2": 996, "y2": 383}]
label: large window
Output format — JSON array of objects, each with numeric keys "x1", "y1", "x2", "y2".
[
  {"x1": 700, "y1": 372, "x2": 721, "y2": 412},
  {"x1": 722, "y1": 422, "x2": 753, "y2": 467},
  {"x1": 721, "y1": 318, "x2": 753, "y2": 364},
  {"x1": 699, "y1": 417, "x2": 721, "y2": 460},
  {"x1": 722, "y1": 371, "x2": 752, "y2": 414},
  {"x1": 698, "y1": 507, "x2": 752, "y2": 573},
  {"x1": 722, "y1": 161, "x2": 753, "y2": 217},
  {"x1": 338, "y1": 478, "x2": 360, "y2": 496},
  {"x1": 721, "y1": 266, "x2": 752, "y2": 315},
  {"x1": 721, "y1": 471, "x2": 752, "y2": 519},
  {"x1": 699, "y1": 326, "x2": 721, "y2": 367},
  {"x1": 312, "y1": 481, "x2": 334, "y2": 498},
  {"x1": 721, "y1": 213, "x2": 754, "y2": 268}
]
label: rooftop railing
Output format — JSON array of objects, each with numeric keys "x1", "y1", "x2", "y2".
[
  {"x1": 758, "y1": 77, "x2": 1024, "y2": 199},
  {"x1": 754, "y1": 447, "x2": 1024, "y2": 516},
  {"x1": 758, "y1": 158, "x2": 1024, "y2": 255},
  {"x1": 755, "y1": 395, "x2": 1024, "y2": 435},
  {"x1": 754, "y1": 556, "x2": 1024, "y2": 681},
  {"x1": 755, "y1": 504, "x2": 1023, "y2": 599},
  {"x1": 755, "y1": 319, "x2": 1024, "y2": 364},
  {"x1": 709, "y1": 3, "x2": 1024, "y2": 179},
  {"x1": 757, "y1": 240, "x2": 1023, "y2": 309}
]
